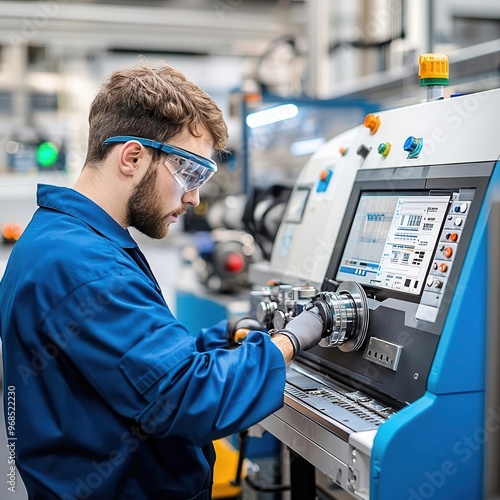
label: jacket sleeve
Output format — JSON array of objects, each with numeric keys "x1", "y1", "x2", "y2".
[
  {"x1": 195, "y1": 320, "x2": 231, "y2": 352},
  {"x1": 41, "y1": 272, "x2": 286, "y2": 446}
]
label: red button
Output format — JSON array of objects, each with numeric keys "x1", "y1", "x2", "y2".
[
  {"x1": 450, "y1": 233, "x2": 458, "y2": 242},
  {"x1": 225, "y1": 252, "x2": 245, "y2": 273},
  {"x1": 439, "y1": 263, "x2": 448, "y2": 273}
]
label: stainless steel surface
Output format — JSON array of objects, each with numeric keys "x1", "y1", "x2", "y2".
[{"x1": 364, "y1": 337, "x2": 403, "y2": 372}]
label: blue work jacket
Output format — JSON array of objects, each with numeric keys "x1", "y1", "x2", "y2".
[{"x1": 0, "y1": 184, "x2": 286, "y2": 499}]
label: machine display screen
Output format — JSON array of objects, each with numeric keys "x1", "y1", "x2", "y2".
[{"x1": 336, "y1": 192, "x2": 451, "y2": 295}]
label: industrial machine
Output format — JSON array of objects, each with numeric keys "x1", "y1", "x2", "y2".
[{"x1": 251, "y1": 85, "x2": 500, "y2": 499}]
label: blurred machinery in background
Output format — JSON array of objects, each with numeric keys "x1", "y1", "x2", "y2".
[
  {"x1": 247, "y1": 72, "x2": 500, "y2": 499},
  {"x1": 184, "y1": 94, "x2": 377, "y2": 296},
  {"x1": 183, "y1": 184, "x2": 291, "y2": 294}
]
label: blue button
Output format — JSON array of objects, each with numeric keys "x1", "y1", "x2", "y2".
[
  {"x1": 404, "y1": 136, "x2": 418, "y2": 152},
  {"x1": 403, "y1": 136, "x2": 423, "y2": 158}
]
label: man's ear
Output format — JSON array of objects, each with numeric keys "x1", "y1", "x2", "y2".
[{"x1": 118, "y1": 141, "x2": 147, "y2": 176}]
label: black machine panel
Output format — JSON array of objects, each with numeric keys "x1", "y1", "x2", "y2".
[{"x1": 298, "y1": 162, "x2": 492, "y2": 406}]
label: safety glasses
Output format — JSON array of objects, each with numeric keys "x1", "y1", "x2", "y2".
[{"x1": 103, "y1": 136, "x2": 217, "y2": 192}]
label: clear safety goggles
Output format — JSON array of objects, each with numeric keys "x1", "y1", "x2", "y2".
[{"x1": 103, "y1": 136, "x2": 217, "y2": 192}]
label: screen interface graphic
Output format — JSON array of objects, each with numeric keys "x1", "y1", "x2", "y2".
[{"x1": 336, "y1": 193, "x2": 450, "y2": 295}]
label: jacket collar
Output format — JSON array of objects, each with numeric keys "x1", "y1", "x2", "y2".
[{"x1": 36, "y1": 184, "x2": 138, "y2": 249}]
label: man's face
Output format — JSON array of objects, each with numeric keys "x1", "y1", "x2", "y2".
[{"x1": 126, "y1": 128, "x2": 214, "y2": 239}]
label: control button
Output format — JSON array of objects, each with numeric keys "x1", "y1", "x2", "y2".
[
  {"x1": 432, "y1": 262, "x2": 438, "y2": 270},
  {"x1": 443, "y1": 247, "x2": 453, "y2": 258},
  {"x1": 445, "y1": 233, "x2": 450, "y2": 239},
  {"x1": 377, "y1": 142, "x2": 391, "y2": 157},
  {"x1": 450, "y1": 233, "x2": 458, "y2": 242},
  {"x1": 454, "y1": 206, "x2": 460, "y2": 212},
  {"x1": 403, "y1": 136, "x2": 424, "y2": 158},
  {"x1": 317, "y1": 167, "x2": 333, "y2": 193},
  {"x1": 434, "y1": 280, "x2": 443, "y2": 289},
  {"x1": 454, "y1": 217, "x2": 463, "y2": 227},
  {"x1": 439, "y1": 263, "x2": 448, "y2": 273},
  {"x1": 459, "y1": 203, "x2": 468, "y2": 213},
  {"x1": 357, "y1": 144, "x2": 371, "y2": 159},
  {"x1": 339, "y1": 147, "x2": 348, "y2": 156},
  {"x1": 319, "y1": 169, "x2": 329, "y2": 180},
  {"x1": 364, "y1": 113, "x2": 381, "y2": 134},
  {"x1": 426, "y1": 276, "x2": 434, "y2": 287}
]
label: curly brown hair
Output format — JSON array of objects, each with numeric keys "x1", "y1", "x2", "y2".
[{"x1": 84, "y1": 63, "x2": 228, "y2": 166}]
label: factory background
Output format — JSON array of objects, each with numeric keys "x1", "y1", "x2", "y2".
[{"x1": 0, "y1": 1, "x2": 499, "y2": 499}]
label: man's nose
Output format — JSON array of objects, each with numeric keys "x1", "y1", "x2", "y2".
[{"x1": 181, "y1": 188, "x2": 200, "y2": 207}]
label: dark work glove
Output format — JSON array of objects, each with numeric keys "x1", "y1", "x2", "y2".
[{"x1": 273, "y1": 306, "x2": 323, "y2": 358}]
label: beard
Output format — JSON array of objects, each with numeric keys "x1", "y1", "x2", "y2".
[{"x1": 126, "y1": 162, "x2": 184, "y2": 239}]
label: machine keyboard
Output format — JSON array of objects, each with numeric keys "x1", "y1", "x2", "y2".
[{"x1": 285, "y1": 372, "x2": 397, "y2": 432}]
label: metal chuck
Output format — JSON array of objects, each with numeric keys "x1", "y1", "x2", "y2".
[{"x1": 312, "y1": 281, "x2": 369, "y2": 352}]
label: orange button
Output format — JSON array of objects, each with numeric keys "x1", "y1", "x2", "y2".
[
  {"x1": 450, "y1": 233, "x2": 458, "y2": 242},
  {"x1": 443, "y1": 247, "x2": 453, "y2": 258},
  {"x1": 364, "y1": 113, "x2": 381, "y2": 134},
  {"x1": 339, "y1": 147, "x2": 348, "y2": 156},
  {"x1": 439, "y1": 263, "x2": 448, "y2": 273},
  {"x1": 319, "y1": 169, "x2": 328, "y2": 180},
  {"x1": 1, "y1": 222, "x2": 23, "y2": 242}
]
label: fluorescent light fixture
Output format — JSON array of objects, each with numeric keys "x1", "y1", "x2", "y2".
[
  {"x1": 290, "y1": 137, "x2": 326, "y2": 156},
  {"x1": 246, "y1": 104, "x2": 299, "y2": 128}
]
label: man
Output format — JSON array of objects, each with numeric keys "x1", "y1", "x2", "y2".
[{"x1": 0, "y1": 64, "x2": 324, "y2": 499}]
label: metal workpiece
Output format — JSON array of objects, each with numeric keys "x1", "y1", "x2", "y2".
[
  {"x1": 253, "y1": 283, "x2": 319, "y2": 330},
  {"x1": 255, "y1": 299, "x2": 277, "y2": 326},
  {"x1": 315, "y1": 281, "x2": 369, "y2": 352},
  {"x1": 272, "y1": 309, "x2": 289, "y2": 330}
]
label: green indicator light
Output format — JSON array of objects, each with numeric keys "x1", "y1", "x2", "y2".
[{"x1": 36, "y1": 142, "x2": 59, "y2": 168}]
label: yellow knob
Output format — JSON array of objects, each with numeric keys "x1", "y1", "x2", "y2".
[{"x1": 418, "y1": 53, "x2": 449, "y2": 85}]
